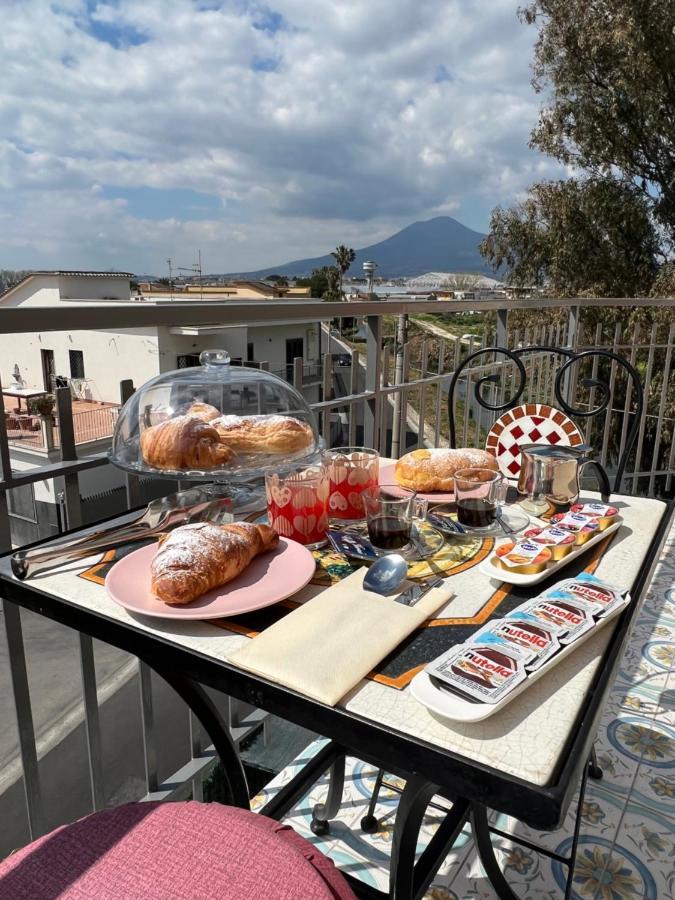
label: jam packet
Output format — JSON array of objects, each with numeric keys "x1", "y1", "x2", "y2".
[
  {"x1": 426, "y1": 642, "x2": 527, "y2": 704},
  {"x1": 542, "y1": 573, "x2": 628, "y2": 619},
  {"x1": 495, "y1": 539, "x2": 551, "y2": 571},
  {"x1": 518, "y1": 596, "x2": 596, "y2": 645},
  {"x1": 570, "y1": 502, "x2": 619, "y2": 520},
  {"x1": 549, "y1": 512, "x2": 600, "y2": 540},
  {"x1": 472, "y1": 615, "x2": 560, "y2": 671}
]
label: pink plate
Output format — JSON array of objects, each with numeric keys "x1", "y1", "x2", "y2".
[
  {"x1": 105, "y1": 537, "x2": 315, "y2": 620},
  {"x1": 378, "y1": 461, "x2": 455, "y2": 503}
]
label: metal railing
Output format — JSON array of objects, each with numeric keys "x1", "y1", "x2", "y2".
[{"x1": 0, "y1": 295, "x2": 673, "y2": 849}]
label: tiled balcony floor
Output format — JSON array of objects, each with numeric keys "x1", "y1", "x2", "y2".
[{"x1": 253, "y1": 515, "x2": 675, "y2": 899}]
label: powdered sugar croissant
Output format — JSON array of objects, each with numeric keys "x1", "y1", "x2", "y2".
[{"x1": 151, "y1": 521, "x2": 279, "y2": 605}]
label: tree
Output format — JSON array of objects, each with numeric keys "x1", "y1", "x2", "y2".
[
  {"x1": 480, "y1": 178, "x2": 659, "y2": 296},
  {"x1": 0, "y1": 270, "x2": 29, "y2": 294},
  {"x1": 330, "y1": 245, "x2": 356, "y2": 299},
  {"x1": 301, "y1": 266, "x2": 341, "y2": 299},
  {"x1": 521, "y1": 0, "x2": 675, "y2": 246},
  {"x1": 265, "y1": 274, "x2": 289, "y2": 285}
]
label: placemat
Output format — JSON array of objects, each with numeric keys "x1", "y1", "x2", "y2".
[{"x1": 80, "y1": 529, "x2": 617, "y2": 690}]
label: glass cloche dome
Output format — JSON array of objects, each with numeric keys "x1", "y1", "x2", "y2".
[{"x1": 110, "y1": 350, "x2": 320, "y2": 483}]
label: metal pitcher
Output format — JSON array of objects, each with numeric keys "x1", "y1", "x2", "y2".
[{"x1": 517, "y1": 443, "x2": 595, "y2": 514}]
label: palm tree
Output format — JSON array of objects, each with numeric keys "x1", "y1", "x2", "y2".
[{"x1": 330, "y1": 245, "x2": 356, "y2": 299}]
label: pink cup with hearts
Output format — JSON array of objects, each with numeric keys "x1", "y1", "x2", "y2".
[
  {"x1": 265, "y1": 465, "x2": 329, "y2": 549},
  {"x1": 323, "y1": 446, "x2": 380, "y2": 522}
]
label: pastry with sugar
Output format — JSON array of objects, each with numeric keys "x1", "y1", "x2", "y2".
[{"x1": 395, "y1": 447, "x2": 498, "y2": 492}]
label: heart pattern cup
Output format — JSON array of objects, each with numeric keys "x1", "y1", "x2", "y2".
[
  {"x1": 323, "y1": 447, "x2": 380, "y2": 521},
  {"x1": 265, "y1": 465, "x2": 329, "y2": 548}
]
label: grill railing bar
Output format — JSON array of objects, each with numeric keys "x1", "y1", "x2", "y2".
[
  {"x1": 3, "y1": 599, "x2": 44, "y2": 838},
  {"x1": 630, "y1": 322, "x2": 658, "y2": 492},
  {"x1": 138, "y1": 661, "x2": 158, "y2": 795},
  {"x1": 78, "y1": 633, "x2": 105, "y2": 811},
  {"x1": 648, "y1": 322, "x2": 675, "y2": 497},
  {"x1": 349, "y1": 349, "x2": 359, "y2": 447}
]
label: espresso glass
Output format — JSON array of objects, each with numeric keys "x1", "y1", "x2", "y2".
[
  {"x1": 454, "y1": 468, "x2": 508, "y2": 531},
  {"x1": 364, "y1": 486, "x2": 427, "y2": 551}
]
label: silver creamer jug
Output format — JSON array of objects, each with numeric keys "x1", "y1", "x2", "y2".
[{"x1": 517, "y1": 443, "x2": 593, "y2": 515}]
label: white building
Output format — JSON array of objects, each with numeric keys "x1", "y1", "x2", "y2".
[
  {"x1": 0, "y1": 272, "x2": 323, "y2": 404},
  {"x1": 0, "y1": 271, "x2": 324, "y2": 542}
]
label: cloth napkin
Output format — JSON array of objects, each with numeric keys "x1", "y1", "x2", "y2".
[{"x1": 229, "y1": 568, "x2": 454, "y2": 706}]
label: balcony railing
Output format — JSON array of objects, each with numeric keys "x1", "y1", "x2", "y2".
[
  {"x1": 3, "y1": 405, "x2": 120, "y2": 452},
  {"x1": 0, "y1": 295, "x2": 673, "y2": 852}
]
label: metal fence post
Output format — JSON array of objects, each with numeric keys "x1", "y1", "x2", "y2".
[
  {"x1": 364, "y1": 316, "x2": 382, "y2": 449},
  {"x1": 496, "y1": 308, "x2": 508, "y2": 348},
  {"x1": 119, "y1": 380, "x2": 142, "y2": 508},
  {"x1": 55, "y1": 386, "x2": 82, "y2": 529}
]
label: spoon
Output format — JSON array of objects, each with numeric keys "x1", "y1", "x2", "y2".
[{"x1": 363, "y1": 554, "x2": 408, "y2": 596}]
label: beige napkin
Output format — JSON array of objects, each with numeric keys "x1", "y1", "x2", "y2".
[{"x1": 229, "y1": 569, "x2": 454, "y2": 706}]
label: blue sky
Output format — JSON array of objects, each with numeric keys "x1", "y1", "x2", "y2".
[{"x1": 0, "y1": 0, "x2": 561, "y2": 274}]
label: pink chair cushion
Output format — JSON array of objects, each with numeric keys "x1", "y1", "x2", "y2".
[{"x1": 0, "y1": 802, "x2": 356, "y2": 899}]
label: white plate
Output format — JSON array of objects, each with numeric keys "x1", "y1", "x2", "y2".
[
  {"x1": 477, "y1": 519, "x2": 623, "y2": 586},
  {"x1": 410, "y1": 595, "x2": 629, "y2": 722}
]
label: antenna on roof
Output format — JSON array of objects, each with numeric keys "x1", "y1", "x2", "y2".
[{"x1": 176, "y1": 249, "x2": 204, "y2": 301}]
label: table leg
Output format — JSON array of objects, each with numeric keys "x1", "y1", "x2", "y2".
[
  {"x1": 470, "y1": 802, "x2": 521, "y2": 900},
  {"x1": 389, "y1": 776, "x2": 440, "y2": 900},
  {"x1": 310, "y1": 753, "x2": 346, "y2": 835},
  {"x1": 154, "y1": 669, "x2": 250, "y2": 809}
]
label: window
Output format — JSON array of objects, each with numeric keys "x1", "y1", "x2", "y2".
[
  {"x1": 177, "y1": 354, "x2": 200, "y2": 369},
  {"x1": 69, "y1": 350, "x2": 85, "y2": 379},
  {"x1": 247, "y1": 342, "x2": 254, "y2": 362},
  {"x1": 41, "y1": 349, "x2": 55, "y2": 391},
  {"x1": 8, "y1": 484, "x2": 37, "y2": 522},
  {"x1": 285, "y1": 337, "x2": 304, "y2": 365}
]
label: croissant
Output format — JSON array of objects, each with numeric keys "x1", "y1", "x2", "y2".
[
  {"x1": 211, "y1": 414, "x2": 314, "y2": 453},
  {"x1": 151, "y1": 521, "x2": 279, "y2": 605},
  {"x1": 140, "y1": 416, "x2": 235, "y2": 470},
  {"x1": 184, "y1": 401, "x2": 221, "y2": 422}
]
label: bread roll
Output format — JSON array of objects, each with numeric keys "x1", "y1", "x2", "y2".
[{"x1": 395, "y1": 448, "x2": 498, "y2": 492}]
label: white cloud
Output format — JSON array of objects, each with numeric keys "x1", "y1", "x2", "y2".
[{"x1": 0, "y1": 0, "x2": 562, "y2": 272}]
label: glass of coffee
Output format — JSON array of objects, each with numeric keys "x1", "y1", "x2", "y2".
[
  {"x1": 454, "y1": 468, "x2": 508, "y2": 531},
  {"x1": 364, "y1": 486, "x2": 427, "y2": 551}
]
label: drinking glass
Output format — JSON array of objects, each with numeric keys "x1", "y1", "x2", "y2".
[
  {"x1": 265, "y1": 464, "x2": 329, "y2": 549},
  {"x1": 364, "y1": 486, "x2": 427, "y2": 551},
  {"x1": 323, "y1": 446, "x2": 379, "y2": 522},
  {"x1": 454, "y1": 467, "x2": 508, "y2": 531}
]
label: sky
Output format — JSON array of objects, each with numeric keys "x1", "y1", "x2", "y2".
[{"x1": 0, "y1": 0, "x2": 562, "y2": 275}]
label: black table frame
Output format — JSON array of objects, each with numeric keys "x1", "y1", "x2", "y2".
[{"x1": 1, "y1": 500, "x2": 672, "y2": 899}]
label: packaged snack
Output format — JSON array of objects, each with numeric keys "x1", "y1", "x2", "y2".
[
  {"x1": 523, "y1": 525, "x2": 577, "y2": 560},
  {"x1": 570, "y1": 503, "x2": 619, "y2": 530},
  {"x1": 543, "y1": 572, "x2": 628, "y2": 619},
  {"x1": 474, "y1": 614, "x2": 561, "y2": 671},
  {"x1": 493, "y1": 539, "x2": 552, "y2": 574},
  {"x1": 519, "y1": 596, "x2": 596, "y2": 644},
  {"x1": 426, "y1": 642, "x2": 527, "y2": 704},
  {"x1": 549, "y1": 512, "x2": 601, "y2": 544}
]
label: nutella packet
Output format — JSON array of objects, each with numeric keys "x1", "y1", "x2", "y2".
[
  {"x1": 518, "y1": 596, "x2": 596, "y2": 645},
  {"x1": 427, "y1": 642, "x2": 527, "y2": 704},
  {"x1": 493, "y1": 612, "x2": 561, "y2": 670},
  {"x1": 542, "y1": 572, "x2": 629, "y2": 619}
]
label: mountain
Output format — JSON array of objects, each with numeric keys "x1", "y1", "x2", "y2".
[{"x1": 224, "y1": 216, "x2": 490, "y2": 279}]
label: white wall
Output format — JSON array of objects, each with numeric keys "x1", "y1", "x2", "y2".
[
  {"x1": 59, "y1": 276, "x2": 130, "y2": 301},
  {"x1": 248, "y1": 322, "x2": 320, "y2": 369},
  {"x1": 156, "y1": 326, "x2": 248, "y2": 373},
  {"x1": 0, "y1": 276, "x2": 61, "y2": 307},
  {"x1": 0, "y1": 327, "x2": 160, "y2": 402}
]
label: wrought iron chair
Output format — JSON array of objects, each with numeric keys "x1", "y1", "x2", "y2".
[{"x1": 345, "y1": 345, "x2": 645, "y2": 898}]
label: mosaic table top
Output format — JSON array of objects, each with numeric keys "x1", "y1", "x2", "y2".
[{"x1": 0, "y1": 486, "x2": 668, "y2": 788}]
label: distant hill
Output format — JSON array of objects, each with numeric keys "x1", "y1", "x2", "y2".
[{"x1": 221, "y1": 216, "x2": 490, "y2": 279}]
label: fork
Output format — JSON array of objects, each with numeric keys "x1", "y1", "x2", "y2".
[{"x1": 396, "y1": 575, "x2": 445, "y2": 606}]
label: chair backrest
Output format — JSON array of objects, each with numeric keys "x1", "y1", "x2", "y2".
[{"x1": 447, "y1": 345, "x2": 644, "y2": 495}]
